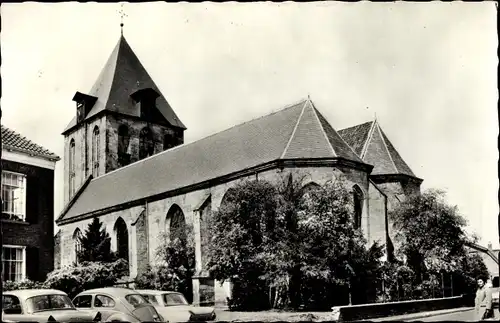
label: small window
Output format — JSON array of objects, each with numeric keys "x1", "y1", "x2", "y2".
[
  {"x1": 163, "y1": 293, "x2": 188, "y2": 306},
  {"x1": 94, "y1": 295, "x2": 116, "y2": 308},
  {"x1": 26, "y1": 295, "x2": 74, "y2": 312},
  {"x1": 72, "y1": 295, "x2": 92, "y2": 308},
  {"x1": 2, "y1": 295, "x2": 22, "y2": 314},
  {"x1": 493, "y1": 276, "x2": 499, "y2": 288}
]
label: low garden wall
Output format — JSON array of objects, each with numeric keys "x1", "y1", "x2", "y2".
[{"x1": 332, "y1": 295, "x2": 466, "y2": 322}]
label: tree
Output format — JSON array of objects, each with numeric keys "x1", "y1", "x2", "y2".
[
  {"x1": 207, "y1": 173, "x2": 384, "y2": 310},
  {"x1": 135, "y1": 226, "x2": 196, "y2": 303},
  {"x1": 389, "y1": 189, "x2": 469, "y2": 282},
  {"x1": 78, "y1": 217, "x2": 116, "y2": 263},
  {"x1": 207, "y1": 179, "x2": 277, "y2": 310}
]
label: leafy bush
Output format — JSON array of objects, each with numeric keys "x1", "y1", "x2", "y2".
[
  {"x1": 44, "y1": 259, "x2": 129, "y2": 298},
  {"x1": 135, "y1": 264, "x2": 185, "y2": 292},
  {"x1": 3, "y1": 279, "x2": 45, "y2": 291}
]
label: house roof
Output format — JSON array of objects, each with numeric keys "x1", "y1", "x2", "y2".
[
  {"x1": 57, "y1": 98, "x2": 368, "y2": 223},
  {"x1": 338, "y1": 120, "x2": 417, "y2": 178},
  {"x1": 63, "y1": 35, "x2": 186, "y2": 134},
  {"x1": 466, "y1": 242, "x2": 499, "y2": 267},
  {"x1": 1, "y1": 125, "x2": 60, "y2": 160}
]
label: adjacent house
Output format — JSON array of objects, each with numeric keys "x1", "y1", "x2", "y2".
[
  {"x1": 466, "y1": 241, "x2": 499, "y2": 283},
  {"x1": 1, "y1": 125, "x2": 60, "y2": 282}
]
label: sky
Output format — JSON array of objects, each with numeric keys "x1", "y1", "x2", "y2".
[{"x1": 1, "y1": 2, "x2": 498, "y2": 246}]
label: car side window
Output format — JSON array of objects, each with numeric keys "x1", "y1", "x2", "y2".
[
  {"x1": 2, "y1": 295, "x2": 22, "y2": 314},
  {"x1": 144, "y1": 294, "x2": 159, "y2": 306},
  {"x1": 73, "y1": 295, "x2": 92, "y2": 308},
  {"x1": 94, "y1": 295, "x2": 116, "y2": 308}
]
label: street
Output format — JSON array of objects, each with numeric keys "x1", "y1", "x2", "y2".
[{"x1": 406, "y1": 309, "x2": 475, "y2": 322}]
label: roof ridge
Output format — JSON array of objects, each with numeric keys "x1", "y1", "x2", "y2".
[
  {"x1": 360, "y1": 120, "x2": 377, "y2": 159},
  {"x1": 375, "y1": 122, "x2": 399, "y2": 173},
  {"x1": 338, "y1": 120, "x2": 374, "y2": 133},
  {"x1": 308, "y1": 101, "x2": 337, "y2": 157},
  {"x1": 93, "y1": 98, "x2": 309, "y2": 182},
  {"x1": 311, "y1": 103, "x2": 364, "y2": 162},
  {"x1": 280, "y1": 100, "x2": 308, "y2": 159}
]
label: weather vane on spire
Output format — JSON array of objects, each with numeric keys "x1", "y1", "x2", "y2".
[{"x1": 118, "y1": 3, "x2": 128, "y2": 35}]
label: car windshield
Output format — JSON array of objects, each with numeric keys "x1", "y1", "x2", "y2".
[
  {"x1": 125, "y1": 294, "x2": 150, "y2": 308},
  {"x1": 163, "y1": 293, "x2": 188, "y2": 306},
  {"x1": 26, "y1": 295, "x2": 75, "y2": 312}
]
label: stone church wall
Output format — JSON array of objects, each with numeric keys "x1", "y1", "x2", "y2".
[
  {"x1": 58, "y1": 163, "x2": 386, "y2": 307},
  {"x1": 368, "y1": 182, "x2": 386, "y2": 247},
  {"x1": 63, "y1": 117, "x2": 107, "y2": 204},
  {"x1": 105, "y1": 114, "x2": 183, "y2": 172}
]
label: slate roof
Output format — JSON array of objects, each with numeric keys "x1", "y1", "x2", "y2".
[
  {"x1": 338, "y1": 120, "x2": 417, "y2": 178},
  {"x1": 1, "y1": 125, "x2": 60, "y2": 160},
  {"x1": 57, "y1": 99, "x2": 366, "y2": 223},
  {"x1": 63, "y1": 35, "x2": 186, "y2": 134}
]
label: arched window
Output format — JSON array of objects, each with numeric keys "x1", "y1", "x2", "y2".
[
  {"x1": 220, "y1": 188, "x2": 237, "y2": 209},
  {"x1": 163, "y1": 133, "x2": 175, "y2": 150},
  {"x1": 166, "y1": 204, "x2": 186, "y2": 244},
  {"x1": 353, "y1": 185, "x2": 364, "y2": 230},
  {"x1": 118, "y1": 125, "x2": 131, "y2": 166},
  {"x1": 69, "y1": 139, "x2": 76, "y2": 197},
  {"x1": 139, "y1": 127, "x2": 154, "y2": 159},
  {"x1": 301, "y1": 182, "x2": 321, "y2": 201},
  {"x1": 114, "y1": 218, "x2": 129, "y2": 262},
  {"x1": 92, "y1": 126, "x2": 100, "y2": 177},
  {"x1": 73, "y1": 228, "x2": 83, "y2": 264}
]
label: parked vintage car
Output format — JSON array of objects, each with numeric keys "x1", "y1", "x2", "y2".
[
  {"x1": 136, "y1": 289, "x2": 216, "y2": 322},
  {"x1": 72, "y1": 287, "x2": 164, "y2": 322},
  {"x1": 2, "y1": 289, "x2": 102, "y2": 322}
]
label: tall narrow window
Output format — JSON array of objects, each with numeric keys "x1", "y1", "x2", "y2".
[
  {"x1": 163, "y1": 133, "x2": 174, "y2": 150},
  {"x1": 69, "y1": 139, "x2": 76, "y2": 197},
  {"x1": 353, "y1": 185, "x2": 364, "y2": 230},
  {"x1": 139, "y1": 127, "x2": 154, "y2": 159},
  {"x1": 118, "y1": 125, "x2": 131, "y2": 166},
  {"x1": 2, "y1": 246, "x2": 26, "y2": 282},
  {"x1": 114, "y1": 218, "x2": 129, "y2": 264},
  {"x1": 1, "y1": 171, "x2": 27, "y2": 222},
  {"x1": 92, "y1": 127, "x2": 100, "y2": 177}
]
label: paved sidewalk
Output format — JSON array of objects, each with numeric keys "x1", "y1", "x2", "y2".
[{"x1": 364, "y1": 307, "x2": 474, "y2": 322}]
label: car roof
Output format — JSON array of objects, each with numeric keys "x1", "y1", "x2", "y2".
[
  {"x1": 3, "y1": 289, "x2": 68, "y2": 299},
  {"x1": 76, "y1": 287, "x2": 140, "y2": 298},
  {"x1": 134, "y1": 290, "x2": 180, "y2": 295}
]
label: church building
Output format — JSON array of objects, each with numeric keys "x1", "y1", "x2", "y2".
[{"x1": 55, "y1": 34, "x2": 423, "y2": 306}]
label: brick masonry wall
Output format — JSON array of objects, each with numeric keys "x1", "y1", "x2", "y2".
[{"x1": 1, "y1": 159, "x2": 55, "y2": 281}]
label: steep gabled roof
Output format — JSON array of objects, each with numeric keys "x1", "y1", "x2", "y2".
[
  {"x1": 57, "y1": 99, "x2": 368, "y2": 223},
  {"x1": 1, "y1": 125, "x2": 60, "y2": 160},
  {"x1": 63, "y1": 35, "x2": 186, "y2": 133},
  {"x1": 338, "y1": 120, "x2": 417, "y2": 178}
]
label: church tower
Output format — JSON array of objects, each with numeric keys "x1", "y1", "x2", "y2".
[{"x1": 61, "y1": 33, "x2": 186, "y2": 205}]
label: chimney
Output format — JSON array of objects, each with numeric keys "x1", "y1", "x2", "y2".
[{"x1": 488, "y1": 242, "x2": 493, "y2": 250}]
